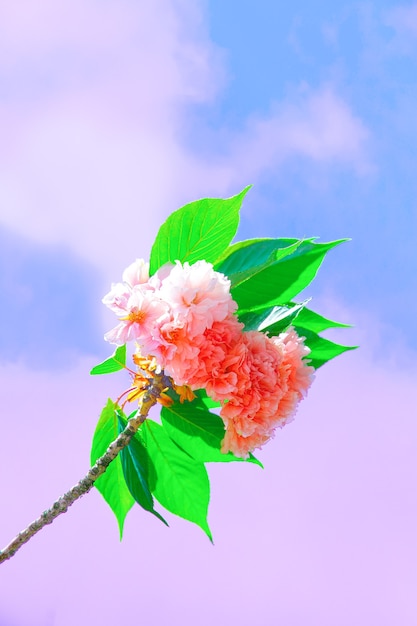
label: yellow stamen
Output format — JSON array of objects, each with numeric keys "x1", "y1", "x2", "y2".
[
  {"x1": 127, "y1": 387, "x2": 146, "y2": 403},
  {"x1": 173, "y1": 384, "x2": 196, "y2": 404},
  {"x1": 157, "y1": 393, "x2": 174, "y2": 407},
  {"x1": 133, "y1": 352, "x2": 158, "y2": 373},
  {"x1": 121, "y1": 309, "x2": 146, "y2": 324}
]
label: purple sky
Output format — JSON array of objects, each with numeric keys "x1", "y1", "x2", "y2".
[{"x1": 1, "y1": 2, "x2": 416, "y2": 625}]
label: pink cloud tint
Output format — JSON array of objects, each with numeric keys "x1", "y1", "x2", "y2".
[
  {"x1": 0, "y1": 0, "x2": 224, "y2": 276},
  {"x1": 0, "y1": 331, "x2": 416, "y2": 625}
]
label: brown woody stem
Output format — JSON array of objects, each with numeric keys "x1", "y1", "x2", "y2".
[{"x1": 0, "y1": 373, "x2": 166, "y2": 564}]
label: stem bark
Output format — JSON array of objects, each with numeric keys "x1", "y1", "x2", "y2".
[{"x1": 0, "y1": 375, "x2": 164, "y2": 564}]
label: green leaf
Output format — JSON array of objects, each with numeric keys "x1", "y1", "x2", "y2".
[
  {"x1": 149, "y1": 187, "x2": 251, "y2": 274},
  {"x1": 142, "y1": 419, "x2": 213, "y2": 540},
  {"x1": 291, "y1": 307, "x2": 351, "y2": 333},
  {"x1": 293, "y1": 327, "x2": 357, "y2": 369},
  {"x1": 161, "y1": 401, "x2": 262, "y2": 467},
  {"x1": 90, "y1": 399, "x2": 134, "y2": 539},
  {"x1": 116, "y1": 412, "x2": 168, "y2": 526},
  {"x1": 90, "y1": 345, "x2": 126, "y2": 375},
  {"x1": 239, "y1": 301, "x2": 307, "y2": 333},
  {"x1": 225, "y1": 239, "x2": 346, "y2": 310},
  {"x1": 215, "y1": 238, "x2": 306, "y2": 286},
  {"x1": 193, "y1": 388, "x2": 221, "y2": 410},
  {"x1": 161, "y1": 403, "x2": 240, "y2": 464}
]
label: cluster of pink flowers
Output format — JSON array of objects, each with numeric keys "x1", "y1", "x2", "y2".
[{"x1": 103, "y1": 258, "x2": 315, "y2": 457}]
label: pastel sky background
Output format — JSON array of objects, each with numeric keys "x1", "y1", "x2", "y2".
[{"x1": 0, "y1": 1, "x2": 416, "y2": 624}]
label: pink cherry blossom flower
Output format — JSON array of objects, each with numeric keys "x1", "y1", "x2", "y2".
[
  {"x1": 156, "y1": 322, "x2": 200, "y2": 382},
  {"x1": 220, "y1": 329, "x2": 314, "y2": 458},
  {"x1": 185, "y1": 316, "x2": 244, "y2": 395},
  {"x1": 147, "y1": 262, "x2": 174, "y2": 290},
  {"x1": 122, "y1": 258, "x2": 150, "y2": 287},
  {"x1": 158, "y1": 260, "x2": 237, "y2": 337},
  {"x1": 270, "y1": 328, "x2": 315, "y2": 423},
  {"x1": 102, "y1": 258, "x2": 151, "y2": 317},
  {"x1": 103, "y1": 257, "x2": 316, "y2": 460},
  {"x1": 221, "y1": 428, "x2": 271, "y2": 459},
  {"x1": 104, "y1": 286, "x2": 170, "y2": 347},
  {"x1": 102, "y1": 281, "x2": 132, "y2": 317}
]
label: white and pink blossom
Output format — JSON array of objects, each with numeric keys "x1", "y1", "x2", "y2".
[
  {"x1": 104, "y1": 285, "x2": 170, "y2": 347},
  {"x1": 103, "y1": 257, "x2": 315, "y2": 457},
  {"x1": 158, "y1": 260, "x2": 236, "y2": 337},
  {"x1": 121, "y1": 258, "x2": 150, "y2": 287}
]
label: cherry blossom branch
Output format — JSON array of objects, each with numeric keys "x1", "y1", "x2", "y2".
[{"x1": 0, "y1": 373, "x2": 167, "y2": 565}]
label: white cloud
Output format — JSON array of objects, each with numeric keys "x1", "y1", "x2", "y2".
[
  {"x1": 224, "y1": 85, "x2": 372, "y2": 183},
  {"x1": 0, "y1": 1, "x2": 371, "y2": 280},
  {"x1": 0, "y1": 0, "x2": 225, "y2": 276}
]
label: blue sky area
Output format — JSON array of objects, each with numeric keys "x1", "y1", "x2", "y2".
[
  {"x1": 196, "y1": 1, "x2": 417, "y2": 348},
  {"x1": 1, "y1": 0, "x2": 416, "y2": 365},
  {"x1": 0, "y1": 226, "x2": 102, "y2": 367}
]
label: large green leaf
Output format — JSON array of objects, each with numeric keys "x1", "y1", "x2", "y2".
[
  {"x1": 90, "y1": 345, "x2": 126, "y2": 375},
  {"x1": 215, "y1": 238, "x2": 306, "y2": 286},
  {"x1": 149, "y1": 187, "x2": 251, "y2": 274},
  {"x1": 293, "y1": 327, "x2": 357, "y2": 369},
  {"x1": 161, "y1": 402, "x2": 260, "y2": 465},
  {"x1": 193, "y1": 388, "x2": 221, "y2": 410},
  {"x1": 90, "y1": 399, "x2": 134, "y2": 539},
  {"x1": 238, "y1": 301, "x2": 307, "y2": 333},
  {"x1": 291, "y1": 307, "x2": 351, "y2": 333},
  {"x1": 222, "y1": 238, "x2": 346, "y2": 310},
  {"x1": 141, "y1": 419, "x2": 212, "y2": 540},
  {"x1": 116, "y1": 412, "x2": 168, "y2": 526}
]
